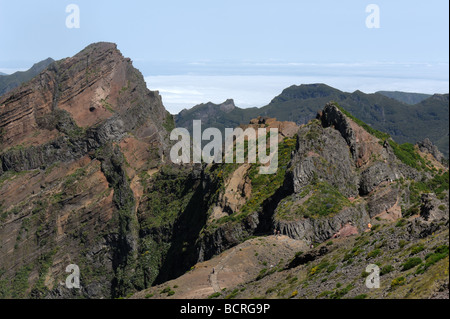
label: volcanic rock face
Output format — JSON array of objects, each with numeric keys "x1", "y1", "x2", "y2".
[
  {"x1": 272, "y1": 102, "x2": 423, "y2": 243},
  {"x1": 416, "y1": 138, "x2": 444, "y2": 163},
  {"x1": 0, "y1": 42, "x2": 172, "y2": 298},
  {"x1": 289, "y1": 103, "x2": 405, "y2": 198},
  {"x1": 0, "y1": 43, "x2": 170, "y2": 173},
  {"x1": 420, "y1": 193, "x2": 449, "y2": 222}
]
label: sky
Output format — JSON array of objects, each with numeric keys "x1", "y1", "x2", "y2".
[{"x1": 0, "y1": 0, "x2": 448, "y2": 113}]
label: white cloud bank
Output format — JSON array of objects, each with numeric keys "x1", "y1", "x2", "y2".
[{"x1": 145, "y1": 74, "x2": 449, "y2": 114}]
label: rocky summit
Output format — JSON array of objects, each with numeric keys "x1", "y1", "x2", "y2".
[
  {"x1": 0, "y1": 42, "x2": 173, "y2": 298},
  {"x1": 0, "y1": 43, "x2": 448, "y2": 300}
]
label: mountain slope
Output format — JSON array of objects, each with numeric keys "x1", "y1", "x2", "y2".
[
  {"x1": 376, "y1": 91, "x2": 432, "y2": 105},
  {"x1": 0, "y1": 42, "x2": 173, "y2": 298},
  {"x1": 0, "y1": 58, "x2": 55, "y2": 97}
]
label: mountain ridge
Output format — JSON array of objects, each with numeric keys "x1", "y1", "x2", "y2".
[
  {"x1": 0, "y1": 58, "x2": 55, "y2": 97},
  {"x1": 175, "y1": 83, "x2": 449, "y2": 157},
  {"x1": 376, "y1": 90, "x2": 432, "y2": 104}
]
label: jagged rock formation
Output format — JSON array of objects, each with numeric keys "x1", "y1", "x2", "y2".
[
  {"x1": 416, "y1": 138, "x2": 444, "y2": 163},
  {"x1": 0, "y1": 42, "x2": 173, "y2": 298}
]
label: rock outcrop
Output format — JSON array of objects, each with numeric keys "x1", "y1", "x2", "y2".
[
  {"x1": 274, "y1": 204, "x2": 370, "y2": 243},
  {"x1": 416, "y1": 138, "x2": 445, "y2": 163},
  {"x1": 420, "y1": 193, "x2": 449, "y2": 222}
]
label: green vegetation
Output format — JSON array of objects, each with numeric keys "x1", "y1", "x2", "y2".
[
  {"x1": 225, "y1": 289, "x2": 240, "y2": 299},
  {"x1": 30, "y1": 249, "x2": 58, "y2": 297},
  {"x1": 277, "y1": 181, "x2": 351, "y2": 220},
  {"x1": 256, "y1": 267, "x2": 278, "y2": 281},
  {"x1": 328, "y1": 284, "x2": 354, "y2": 299},
  {"x1": 416, "y1": 245, "x2": 449, "y2": 274},
  {"x1": 407, "y1": 171, "x2": 449, "y2": 211},
  {"x1": 300, "y1": 182, "x2": 350, "y2": 218},
  {"x1": 208, "y1": 292, "x2": 222, "y2": 299},
  {"x1": 63, "y1": 167, "x2": 87, "y2": 189},
  {"x1": 410, "y1": 244, "x2": 425, "y2": 255},
  {"x1": 214, "y1": 136, "x2": 297, "y2": 226},
  {"x1": 380, "y1": 265, "x2": 394, "y2": 276},
  {"x1": 160, "y1": 286, "x2": 175, "y2": 296},
  {"x1": 11, "y1": 264, "x2": 33, "y2": 298},
  {"x1": 367, "y1": 248, "x2": 382, "y2": 259},
  {"x1": 162, "y1": 112, "x2": 175, "y2": 132},
  {"x1": 389, "y1": 141, "x2": 428, "y2": 171},
  {"x1": 401, "y1": 257, "x2": 422, "y2": 271},
  {"x1": 140, "y1": 166, "x2": 196, "y2": 230},
  {"x1": 309, "y1": 260, "x2": 331, "y2": 276},
  {"x1": 395, "y1": 218, "x2": 408, "y2": 228},
  {"x1": 391, "y1": 276, "x2": 406, "y2": 288},
  {"x1": 241, "y1": 136, "x2": 296, "y2": 214},
  {"x1": 100, "y1": 98, "x2": 115, "y2": 113}
]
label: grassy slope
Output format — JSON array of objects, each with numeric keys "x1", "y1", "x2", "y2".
[{"x1": 217, "y1": 220, "x2": 448, "y2": 299}]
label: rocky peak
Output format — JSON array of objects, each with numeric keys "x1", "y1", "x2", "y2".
[
  {"x1": 317, "y1": 102, "x2": 358, "y2": 160},
  {"x1": 270, "y1": 84, "x2": 339, "y2": 103},
  {"x1": 428, "y1": 93, "x2": 449, "y2": 103},
  {"x1": 218, "y1": 99, "x2": 236, "y2": 113},
  {"x1": 0, "y1": 41, "x2": 171, "y2": 172},
  {"x1": 0, "y1": 42, "x2": 174, "y2": 299},
  {"x1": 416, "y1": 138, "x2": 444, "y2": 163}
]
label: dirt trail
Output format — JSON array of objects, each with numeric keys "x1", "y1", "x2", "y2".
[
  {"x1": 132, "y1": 235, "x2": 308, "y2": 299},
  {"x1": 209, "y1": 246, "x2": 238, "y2": 292}
]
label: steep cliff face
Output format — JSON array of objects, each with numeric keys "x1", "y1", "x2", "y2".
[
  {"x1": 0, "y1": 42, "x2": 173, "y2": 298},
  {"x1": 0, "y1": 42, "x2": 170, "y2": 173},
  {"x1": 271, "y1": 102, "x2": 447, "y2": 245}
]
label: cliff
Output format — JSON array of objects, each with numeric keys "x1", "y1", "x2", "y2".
[{"x1": 0, "y1": 42, "x2": 173, "y2": 298}]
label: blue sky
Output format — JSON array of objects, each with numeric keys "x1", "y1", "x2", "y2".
[{"x1": 0, "y1": 0, "x2": 448, "y2": 113}]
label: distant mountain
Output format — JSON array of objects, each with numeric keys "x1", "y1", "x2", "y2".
[
  {"x1": 0, "y1": 57, "x2": 55, "y2": 96},
  {"x1": 0, "y1": 72, "x2": 7, "y2": 76},
  {"x1": 175, "y1": 99, "x2": 258, "y2": 133},
  {"x1": 175, "y1": 84, "x2": 449, "y2": 157},
  {"x1": 376, "y1": 91, "x2": 432, "y2": 104}
]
